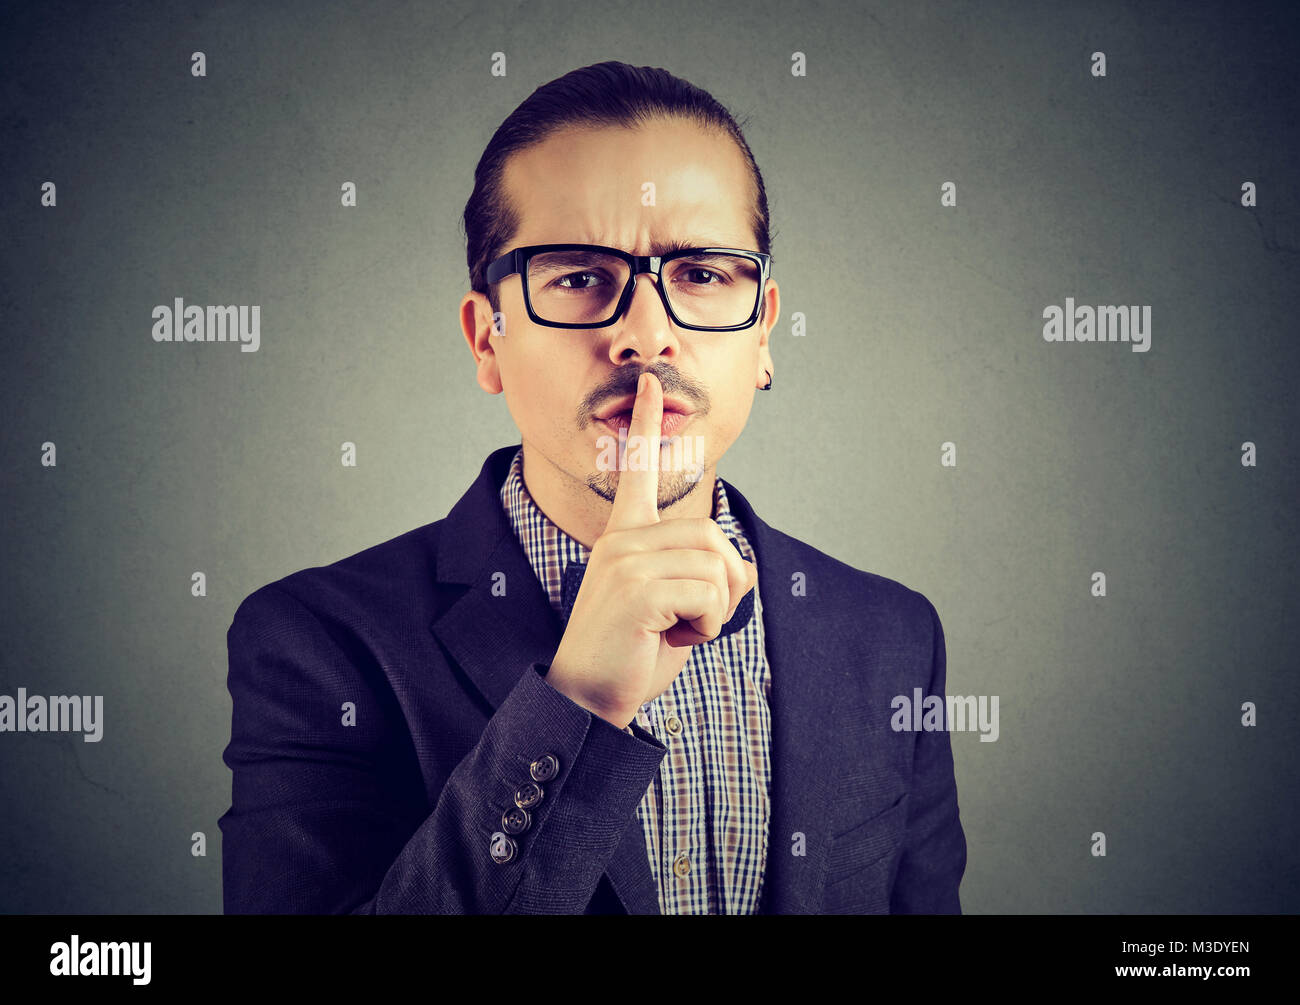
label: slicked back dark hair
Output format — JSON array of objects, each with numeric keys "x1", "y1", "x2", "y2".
[{"x1": 462, "y1": 61, "x2": 773, "y2": 316}]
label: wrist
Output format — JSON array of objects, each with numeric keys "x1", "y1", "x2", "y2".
[{"x1": 543, "y1": 664, "x2": 635, "y2": 730}]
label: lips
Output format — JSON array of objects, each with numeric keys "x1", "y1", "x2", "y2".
[
  {"x1": 598, "y1": 409, "x2": 694, "y2": 437},
  {"x1": 595, "y1": 393, "x2": 695, "y2": 419}
]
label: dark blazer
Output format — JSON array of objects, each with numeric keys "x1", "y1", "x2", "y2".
[{"x1": 219, "y1": 444, "x2": 966, "y2": 914}]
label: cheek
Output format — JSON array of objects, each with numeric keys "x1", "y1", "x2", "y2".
[
  {"x1": 711, "y1": 351, "x2": 757, "y2": 409},
  {"x1": 502, "y1": 338, "x2": 582, "y2": 431},
  {"x1": 705, "y1": 358, "x2": 759, "y2": 441}
]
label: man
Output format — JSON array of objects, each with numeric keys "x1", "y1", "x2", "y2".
[{"x1": 219, "y1": 61, "x2": 966, "y2": 914}]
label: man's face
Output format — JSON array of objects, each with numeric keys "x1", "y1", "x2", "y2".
[{"x1": 461, "y1": 117, "x2": 778, "y2": 510}]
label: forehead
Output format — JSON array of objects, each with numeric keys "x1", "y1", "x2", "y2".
[{"x1": 501, "y1": 118, "x2": 756, "y2": 252}]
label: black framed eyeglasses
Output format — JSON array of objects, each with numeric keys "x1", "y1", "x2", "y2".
[{"x1": 484, "y1": 243, "x2": 771, "y2": 332}]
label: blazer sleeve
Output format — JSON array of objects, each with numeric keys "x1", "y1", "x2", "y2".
[
  {"x1": 889, "y1": 594, "x2": 968, "y2": 914},
  {"x1": 218, "y1": 583, "x2": 667, "y2": 914}
]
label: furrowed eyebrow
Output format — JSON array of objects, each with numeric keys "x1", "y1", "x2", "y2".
[
  {"x1": 529, "y1": 250, "x2": 615, "y2": 269},
  {"x1": 580, "y1": 238, "x2": 728, "y2": 256}
]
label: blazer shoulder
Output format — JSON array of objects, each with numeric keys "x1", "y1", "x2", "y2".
[
  {"x1": 754, "y1": 521, "x2": 945, "y2": 715},
  {"x1": 230, "y1": 517, "x2": 448, "y2": 633},
  {"x1": 763, "y1": 520, "x2": 937, "y2": 615}
]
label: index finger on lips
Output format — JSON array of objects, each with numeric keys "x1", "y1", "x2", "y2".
[{"x1": 607, "y1": 371, "x2": 662, "y2": 532}]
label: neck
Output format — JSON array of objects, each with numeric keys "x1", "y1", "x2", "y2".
[{"x1": 519, "y1": 441, "x2": 717, "y2": 549}]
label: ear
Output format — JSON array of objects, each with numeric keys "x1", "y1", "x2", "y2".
[
  {"x1": 461, "y1": 290, "x2": 504, "y2": 394},
  {"x1": 756, "y1": 278, "x2": 778, "y2": 388}
]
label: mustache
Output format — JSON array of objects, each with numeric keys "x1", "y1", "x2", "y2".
[{"x1": 588, "y1": 366, "x2": 705, "y2": 414}]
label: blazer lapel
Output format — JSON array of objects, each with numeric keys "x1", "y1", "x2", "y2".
[
  {"x1": 720, "y1": 478, "x2": 837, "y2": 914},
  {"x1": 427, "y1": 445, "x2": 660, "y2": 914}
]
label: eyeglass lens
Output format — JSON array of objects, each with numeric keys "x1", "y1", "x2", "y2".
[{"x1": 525, "y1": 249, "x2": 760, "y2": 327}]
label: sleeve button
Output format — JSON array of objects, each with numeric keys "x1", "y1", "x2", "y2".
[
  {"x1": 514, "y1": 781, "x2": 544, "y2": 809},
  {"x1": 502, "y1": 806, "x2": 531, "y2": 834},
  {"x1": 529, "y1": 753, "x2": 560, "y2": 782},
  {"x1": 489, "y1": 831, "x2": 517, "y2": 864}
]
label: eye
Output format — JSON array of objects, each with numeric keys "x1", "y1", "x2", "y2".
[
  {"x1": 553, "y1": 270, "x2": 608, "y2": 290},
  {"x1": 681, "y1": 268, "x2": 722, "y2": 285},
  {"x1": 671, "y1": 259, "x2": 739, "y2": 288}
]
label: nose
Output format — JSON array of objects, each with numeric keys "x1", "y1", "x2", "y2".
[{"x1": 605, "y1": 270, "x2": 679, "y2": 364}]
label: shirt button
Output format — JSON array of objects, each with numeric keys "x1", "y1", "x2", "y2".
[
  {"x1": 672, "y1": 853, "x2": 691, "y2": 878},
  {"x1": 665, "y1": 715, "x2": 683, "y2": 736},
  {"x1": 489, "y1": 831, "x2": 517, "y2": 864},
  {"x1": 529, "y1": 753, "x2": 560, "y2": 782}
]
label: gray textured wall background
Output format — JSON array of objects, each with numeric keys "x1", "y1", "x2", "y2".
[{"x1": 2, "y1": 0, "x2": 1297, "y2": 913}]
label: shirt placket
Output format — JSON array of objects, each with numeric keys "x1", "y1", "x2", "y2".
[{"x1": 668, "y1": 655, "x2": 713, "y2": 913}]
